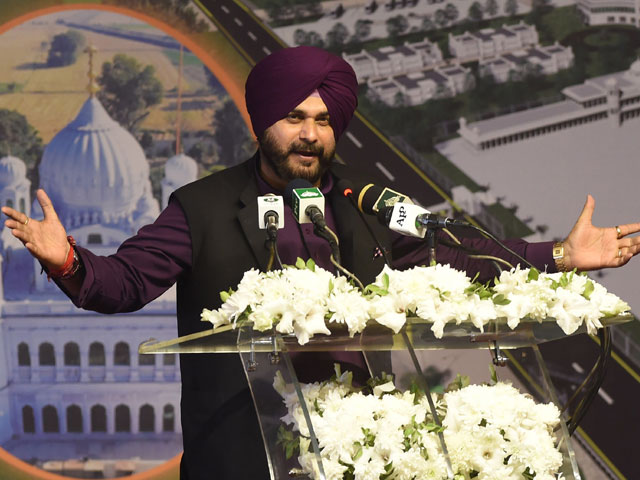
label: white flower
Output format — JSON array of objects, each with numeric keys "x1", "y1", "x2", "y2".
[
  {"x1": 202, "y1": 263, "x2": 629, "y2": 345},
  {"x1": 277, "y1": 371, "x2": 563, "y2": 480}
]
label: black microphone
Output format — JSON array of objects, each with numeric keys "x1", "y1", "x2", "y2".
[
  {"x1": 355, "y1": 183, "x2": 413, "y2": 215},
  {"x1": 336, "y1": 179, "x2": 391, "y2": 266}
]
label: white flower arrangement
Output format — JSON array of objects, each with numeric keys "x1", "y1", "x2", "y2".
[
  {"x1": 201, "y1": 259, "x2": 629, "y2": 345},
  {"x1": 275, "y1": 366, "x2": 564, "y2": 480}
]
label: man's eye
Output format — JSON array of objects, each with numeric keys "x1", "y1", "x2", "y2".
[
  {"x1": 317, "y1": 118, "x2": 330, "y2": 126},
  {"x1": 287, "y1": 114, "x2": 302, "y2": 122}
]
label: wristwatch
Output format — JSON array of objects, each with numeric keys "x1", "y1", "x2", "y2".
[{"x1": 552, "y1": 242, "x2": 568, "y2": 272}]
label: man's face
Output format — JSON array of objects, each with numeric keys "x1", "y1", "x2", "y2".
[{"x1": 259, "y1": 96, "x2": 336, "y2": 188}]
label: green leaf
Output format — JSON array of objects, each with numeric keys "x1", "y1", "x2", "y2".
[
  {"x1": 295, "y1": 257, "x2": 306, "y2": 269},
  {"x1": 276, "y1": 425, "x2": 299, "y2": 460},
  {"x1": 220, "y1": 290, "x2": 230, "y2": 303},
  {"x1": 352, "y1": 442, "x2": 363, "y2": 460},
  {"x1": 380, "y1": 462, "x2": 395, "y2": 479},
  {"x1": 382, "y1": 272, "x2": 390, "y2": 289},
  {"x1": 492, "y1": 294, "x2": 511, "y2": 306},
  {"x1": 363, "y1": 284, "x2": 389, "y2": 297},
  {"x1": 446, "y1": 374, "x2": 470, "y2": 392},
  {"x1": 583, "y1": 279, "x2": 595, "y2": 300},
  {"x1": 362, "y1": 427, "x2": 376, "y2": 447},
  {"x1": 306, "y1": 258, "x2": 316, "y2": 271},
  {"x1": 328, "y1": 278, "x2": 334, "y2": 294},
  {"x1": 527, "y1": 268, "x2": 540, "y2": 282}
]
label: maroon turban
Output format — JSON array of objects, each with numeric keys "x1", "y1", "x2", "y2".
[{"x1": 245, "y1": 46, "x2": 358, "y2": 140}]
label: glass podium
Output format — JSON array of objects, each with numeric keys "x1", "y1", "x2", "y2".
[{"x1": 140, "y1": 314, "x2": 633, "y2": 480}]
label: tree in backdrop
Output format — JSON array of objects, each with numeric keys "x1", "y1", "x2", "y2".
[
  {"x1": 467, "y1": 2, "x2": 484, "y2": 22},
  {"x1": 326, "y1": 22, "x2": 350, "y2": 49},
  {"x1": 353, "y1": 19, "x2": 373, "y2": 42},
  {"x1": 386, "y1": 15, "x2": 409, "y2": 37},
  {"x1": 484, "y1": 0, "x2": 499, "y2": 17},
  {"x1": 435, "y1": 9, "x2": 449, "y2": 28},
  {"x1": 444, "y1": 3, "x2": 459, "y2": 23},
  {"x1": 46, "y1": 30, "x2": 86, "y2": 67},
  {"x1": 422, "y1": 15, "x2": 435, "y2": 31},
  {"x1": 211, "y1": 99, "x2": 254, "y2": 167},
  {"x1": 294, "y1": 29, "x2": 310, "y2": 45},
  {"x1": 0, "y1": 109, "x2": 44, "y2": 195},
  {"x1": 97, "y1": 54, "x2": 164, "y2": 132},
  {"x1": 306, "y1": 31, "x2": 325, "y2": 48},
  {"x1": 504, "y1": 0, "x2": 519, "y2": 16}
]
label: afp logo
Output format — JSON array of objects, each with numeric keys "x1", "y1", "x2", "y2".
[{"x1": 395, "y1": 205, "x2": 407, "y2": 226}]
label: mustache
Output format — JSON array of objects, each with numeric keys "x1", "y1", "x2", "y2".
[{"x1": 288, "y1": 142, "x2": 324, "y2": 156}]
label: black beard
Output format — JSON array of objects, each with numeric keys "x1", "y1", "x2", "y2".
[{"x1": 259, "y1": 130, "x2": 334, "y2": 185}]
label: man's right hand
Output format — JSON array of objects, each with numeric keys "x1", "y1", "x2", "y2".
[{"x1": 2, "y1": 189, "x2": 70, "y2": 271}]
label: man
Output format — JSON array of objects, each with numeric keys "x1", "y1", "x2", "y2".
[{"x1": 4, "y1": 46, "x2": 640, "y2": 478}]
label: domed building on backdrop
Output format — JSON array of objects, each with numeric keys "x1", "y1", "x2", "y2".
[{"x1": 0, "y1": 89, "x2": 197, "y2": 476}]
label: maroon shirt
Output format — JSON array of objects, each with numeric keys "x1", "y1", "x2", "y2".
[{"x1": 71, "y1": 182, "x2": 555, "y2": 314}]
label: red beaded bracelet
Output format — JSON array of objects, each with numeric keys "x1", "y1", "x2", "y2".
[{"x1": 47, "y1": 236, "x2": 80, "y2": 280}]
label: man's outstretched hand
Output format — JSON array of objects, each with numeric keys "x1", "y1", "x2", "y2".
[
  {"x1": 2, "y1": 189, "x2": 70, "y2": 271},
  {"x1": 563, "y1": 194, "x2": 640, "y2": 271}
]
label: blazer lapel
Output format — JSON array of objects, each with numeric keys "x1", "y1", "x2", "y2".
[{"x1": 237, "y1": 165, "x2": 270, "y2": 272}]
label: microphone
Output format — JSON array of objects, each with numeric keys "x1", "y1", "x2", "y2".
[
  {"x1": 336, "y1": 179, "x2": 391, "y2": 266},
  {"x1": 257, "y1": 194, "x2": 285, "y2": 239},
  {"x1": 356, "y1": 183, "x2": 413, "y2": 215},
  {"x1": 377, "y1": 203, "x2": 470, "y2": 238},
  {"x1": 284, "y1": 179, "x2": 327, "y2": 230}
]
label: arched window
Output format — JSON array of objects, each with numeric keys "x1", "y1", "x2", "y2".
[
  {"x1": 19, "y1": 198, "x2": 25, "y2": 213},
  {"x1": 42, "y1": 405, "x2": 59, "y2": 433},
  {"x1": 22, "y1": 406, "x2": 35, "y2": 433},
  {"x1": 91, "y1": 405, "x2": 107, "y2": 432},
  {"x1": 163, "y1": 404, "x2": 175, "y2": 432},
  {"x1": 89, "y1": 342, "x2": 105, "y2": 366},
  {"x1": 66, "y1": 405, "x2": 83, "y2": 433},
  {"x1": 163, "y1": 353, "x2": 176, "y2": 366},
  {"x1": 18, "y1": 343, "x2": 30, "y2": 366},
  {"x1": 5, "y1": 199, "x2": 13, "y2": 208},
  {"x1": 114, "y1": 342, "x2": 130, "y2": 366},
  {"x1": 39, "y1": 343, "x2": 55, "y2": 366},
  {"x1": 139, "y1": 404, "x2": 154, "y2": 432},
  {"x1": 64, "y1": 342, "x2": 80, "y2": 366},
  {"x1": 87, "y1": 233, "x2": 103, "y2": 245},
  {"x1": 138, "y1": 353, "x2": 155, "y2": 366},
  {"x1": 115, "y1": 404, "x2": 131, "y2": 432}
]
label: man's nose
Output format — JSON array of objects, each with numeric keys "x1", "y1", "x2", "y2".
[{"x1": 299, "y1": 118, "x2": 318, "y2": 143}]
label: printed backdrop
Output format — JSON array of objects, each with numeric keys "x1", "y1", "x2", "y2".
[{"x1": 0, "y1": 0, "x2": 639, "y2": 478}]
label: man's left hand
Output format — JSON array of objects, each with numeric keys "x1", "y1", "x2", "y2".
[{"x1": 563, "y1": 195, "x2": 640, "y2": 271}]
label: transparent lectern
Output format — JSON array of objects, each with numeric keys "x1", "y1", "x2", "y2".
[{"x1": 140, "y1": 314, "x2": 632, "y2": 480}]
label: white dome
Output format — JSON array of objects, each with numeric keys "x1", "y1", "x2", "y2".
[
  {"x1": 38, "y1": 97, "x2": 154, "y2": 228},
  {"x1": 0, "y1": 155, "x2": 27, "y2": 188},
  {"x1": 630, "y1": 59, "x2": 640, "y2": 74},
  {"x1": 165, "y1": 153, "x2": 197, "y2": 186}
]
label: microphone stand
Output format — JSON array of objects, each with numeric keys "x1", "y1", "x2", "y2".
[
  {"x1": 426, "y1": 228, "x2": 437, "y2": 267},
  {"x1": 265, "y1": 213, "x2": 283, "y2": 271}
]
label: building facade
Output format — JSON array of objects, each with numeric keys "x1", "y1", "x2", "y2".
[
  {"x1": 0, "y1": 93, "x2": 197, "y2": 476},
  {"x1": 479, "y1": 43, "x2": 574, "y2": 82},
  {"x1": 577, "y1": 0, "x2": 640, "y2": 26},
  {"x1": 459, "y1": 60, "x2": 640, "y2": 150}
]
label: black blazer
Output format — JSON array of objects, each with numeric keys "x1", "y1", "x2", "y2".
[{"x1": 171, "y1": 154, "x2": 392, "y2": 479}]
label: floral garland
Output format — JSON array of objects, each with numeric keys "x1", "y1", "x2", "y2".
[
  {"x1": 275, "y1": 366, "x2": 563, "y2": 480},
  {"x1": 201, "y1": 259, "x2": 629, "y2": 345}
]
